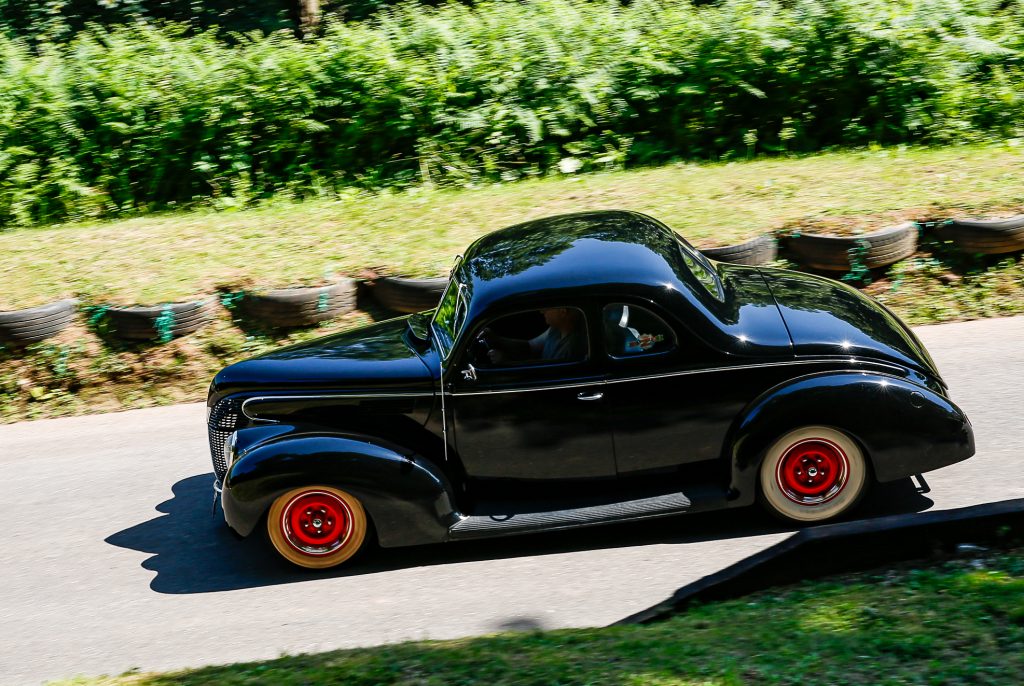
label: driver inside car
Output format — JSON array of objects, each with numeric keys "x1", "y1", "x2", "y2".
[{"x1": 477, "y1": 307, "x2": 586, "y2": 364}]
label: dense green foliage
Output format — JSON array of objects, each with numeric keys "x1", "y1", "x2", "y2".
[
  {"x1": 1, "y1": 0, "x2": 1022, "y2": 228},
  {"x1": 0, "y1": 0, "x2": 398, "y2": 40}
]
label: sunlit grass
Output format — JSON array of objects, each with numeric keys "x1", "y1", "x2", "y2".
[
  {"x1": 3, "y1": 142, "x2": 1023, "y2": 308},
  {"x1": 46, "y1": 546, "x2": 1024, "y2": 685},
  {"x1": 3, "y1": 143, "x2": 1023, "y2": 423}
]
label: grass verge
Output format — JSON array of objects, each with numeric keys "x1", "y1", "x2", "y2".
[
  {"x1": 2, "y1": 142, "x2": 1023, "y2": 308},
  {"x1": 3, "y1": 143, "x2": 1024, "y2": 423},
  {"x1": 49, "y1": 544, "x2": 1024, "y2": 685}
]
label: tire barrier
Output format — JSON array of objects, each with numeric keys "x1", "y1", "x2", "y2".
[
  {"x1": 784, "y1": 222, "x2": 918, "y2": 272},
  {"x1": 236, "y1": 279, "x2": 357, "y2": 328},
  {"x1": 934, "y1": 215, "x2": 1024, "y2": 255},
  {"x1": 372, "y1": 276, "x2": 448, "y2": 313},
  {"x1": 3, "y1": 210, "x2": 1020, "y2": 354},
  {"x1": 105, "y1": 299, "x2": 217, "y2": 342},
  {"x1": 0, "y1": 299, "x2": 78, "y2": 346},
  {"x1": 700, "y1": 234, "x2": 777, "y2": 266}
]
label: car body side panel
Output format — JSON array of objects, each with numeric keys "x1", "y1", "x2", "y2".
[
  {"x1": 222, "y1": 425, "x2": 459, "y2": 547},
  {"x1": 727, "y1": 371, "x2": 974, "y2": 499},
  {"x1": 605, "y1": 362, "x2": 805, "y2": 473}
]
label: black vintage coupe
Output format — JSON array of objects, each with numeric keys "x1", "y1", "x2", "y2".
[{"x1": 207, "y1": 211, "x2": 974, "y2": 569}]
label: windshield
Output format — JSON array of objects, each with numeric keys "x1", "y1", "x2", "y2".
[{"x1": 431, "y1": 271, "x2": 469, "y2": 360}]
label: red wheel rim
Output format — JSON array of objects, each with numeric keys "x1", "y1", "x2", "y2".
[
  {"x1": 775, "y1": 438, "x2": 849, "y2": 505},
  {"x1": 280, "y1": 490, "x2": 354, "y2": 556}
]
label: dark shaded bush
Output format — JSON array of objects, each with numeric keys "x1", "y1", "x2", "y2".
[
  {"x1": 0, "y1": 0, "x2": 444, "y2": 40},
  {"x1": 1, "y1": 0, "x2": 1022, "y2": 228},
  {"x1": 0, "y1": 0, "x2": 295, "y2": 41}
]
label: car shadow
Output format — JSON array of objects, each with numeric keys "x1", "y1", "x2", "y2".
[{"x1": 105, "y1": 473, "x2": 932, "y2": 595}]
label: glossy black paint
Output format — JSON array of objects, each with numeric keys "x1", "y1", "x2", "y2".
[
  {"x1": 208, "y1": 210, "x2": 975, "y2": 550},
  {"x1": 223, "y1": 424, "x2": 458, "y2": 547},
  {"x1": 727, "y1": 371, "x2": 974, "y2": 497},
  {"x1": 208, "y1": 317, "x2": 435, "y2": 404},
  {"x1": 452, "y1": 379, "x2": 617, "y2": 480},
  {"x1": 760, "y1": 268, "x2": 942, "y2": 379},
  {"x1": 453, "y1": 212, "x2": 794, "y2": 359}
]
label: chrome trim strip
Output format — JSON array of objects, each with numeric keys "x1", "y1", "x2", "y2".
[
  {"x1": 452, "y1": 380, "x2": 607, "y2": 396},
  {"x1": 603, "y1": 357, "x2": 905, "y2": 387},
  {"x1": 241, "y1": 392, "x2": 434, "y2": 420},
  {"x1": 449, "y1": 357, "x2": 905, "y2": 397}
]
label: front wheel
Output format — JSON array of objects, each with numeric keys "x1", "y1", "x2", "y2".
[
  {"x1": 267, "y1": 486, "x2": 369, "y2": 569},
  {"x1": 758, "y1": 426, "x2": 868, "y2": 523}
]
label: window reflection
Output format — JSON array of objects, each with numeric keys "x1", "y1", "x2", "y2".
[
  {"x1": 431, "y1": 276, "x2": 467, "y2": 359},
  {"x1": 603, "y1": 304, "x2": 676, "y2": 358},
  {"x1": 471, "y1": 307, "x2": 588, "y2": 368}
]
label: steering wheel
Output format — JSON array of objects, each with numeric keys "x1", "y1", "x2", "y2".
[{"x1": 472, "y1": 335, "x2": 491, "y2": 363}]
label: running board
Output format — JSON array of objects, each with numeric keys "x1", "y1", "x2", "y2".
[{"x1": 448, "y1": 492, "x2": 691, "y2": 540}]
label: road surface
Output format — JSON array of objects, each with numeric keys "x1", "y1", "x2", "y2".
[{"x1": 1, "y1": 316, "x2": 1022, "y2": 685}]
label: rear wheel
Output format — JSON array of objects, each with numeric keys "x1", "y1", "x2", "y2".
[
  {"x1": 758, "y1": 426, "x2": 868, "y2": 523},
  {"x1": 267, "y1": 486, "x2": 369, "y2": 569}
]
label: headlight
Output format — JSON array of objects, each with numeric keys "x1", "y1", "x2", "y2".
[{"x1": 223, "y1": 431, "x2": 239, "y2": 468}]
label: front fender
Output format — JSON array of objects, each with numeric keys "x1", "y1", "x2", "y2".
[
  {"x1": 222, "y1": 424, "x2": 459, "y2": 547},
  {"x1": 727, "y1": 371, "x2": 974, "y2": 499}
]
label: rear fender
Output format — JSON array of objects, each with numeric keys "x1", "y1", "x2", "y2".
[
  {"x1": 727, "y1": 371, "x2": 974, "y2": 499},
  {"x1": 222, "y1": 423, "x2": 459, "y2": 547}
]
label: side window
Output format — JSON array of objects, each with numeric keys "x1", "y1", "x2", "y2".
[
  {"x1": 603, "y1": 304, "x2": 676, "y2": 358},
  {"x1": 471, "y1": 307, "x2": 589, "y2": 368}
]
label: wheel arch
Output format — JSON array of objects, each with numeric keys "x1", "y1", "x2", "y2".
[
  {"x1": 725, "y1": 370, "x2": 974, "y2": 502},
  {"x1": 222, "y1": 424, "x2": 460, "y2": 548}
]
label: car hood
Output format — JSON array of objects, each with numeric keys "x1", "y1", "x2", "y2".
[
  {"x1": 758, "y1": 267, "x2": 942, "y2": 380},
  {"x1": 208, "y1": 316, "x2": 436, "y2": 402}
]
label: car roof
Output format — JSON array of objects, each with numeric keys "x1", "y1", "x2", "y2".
[{"x1": 457, "y1": 210, "x2": 697, "y2": 316}]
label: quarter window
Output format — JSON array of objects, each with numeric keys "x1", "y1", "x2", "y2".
[{"x1": 603, "y1": 304, "x2": 676, "y2": 357}]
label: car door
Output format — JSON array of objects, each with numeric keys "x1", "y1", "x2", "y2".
[
  {"x1": 600, "y1": 301, "x2": 758, "y2": 475},
  {"x1": 447, "y1": 305, "x2": 616, "y2": 480}
]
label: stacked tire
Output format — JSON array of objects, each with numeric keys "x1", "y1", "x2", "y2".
[
  {"x1": 372, "y1": 276, "x2": 448, "y2": 314},
  {"x1": 785, "y1": 222, "x2": 918, "y2": 272},
  {"x1": 0, "y1": 299, "x2": 78, "y2": 346},
  {"x1": 700, "y1": 235, "x2": 777, "y2": 266},
  {"x1": 106, "y1": 299, "x2": 217, "y2": 341},
  {"x1": 935, "y1": 215, "x2": 1024, "y2": 255},
  {"x1": 237, "y1": 280, "x2": 357, "y2": 328}
]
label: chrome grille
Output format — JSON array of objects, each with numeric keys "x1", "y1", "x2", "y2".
[{"x1": 208, "y1": 397, "x2": 244, "y2": 480}]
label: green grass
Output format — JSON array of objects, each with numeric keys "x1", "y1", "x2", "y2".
[
  {"x1": 3, "y1": 142, "x2": 1023, "y2": 309},
  {"x1": 49, "y1": 545, "x2": 1024, "y2": 685},
  {"x1": 3, "y1": 142, "x2": 1024, "y2": 424}
]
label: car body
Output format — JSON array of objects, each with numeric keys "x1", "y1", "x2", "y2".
[{"x1": 206, "y1": 210, "x2": 975, "y2": 569}]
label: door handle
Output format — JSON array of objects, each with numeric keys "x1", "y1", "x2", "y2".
[{"x1": 576, "y1": 391, "x2": 604, "y2": 401}]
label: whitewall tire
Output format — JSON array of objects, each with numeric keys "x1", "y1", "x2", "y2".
[{"x1": 758, "y1": 426, "x2": 868, "y2": 523}]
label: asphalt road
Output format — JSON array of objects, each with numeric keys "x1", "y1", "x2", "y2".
[{"x1": 2, "y1": 315, "x2": 1022, "y2": 685}]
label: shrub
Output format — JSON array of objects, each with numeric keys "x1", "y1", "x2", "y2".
[{"x1": 1, "y1": 0, "x2": 1021, "y2": 228}]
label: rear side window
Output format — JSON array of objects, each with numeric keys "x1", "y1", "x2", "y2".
[{"x1": 602, "y1": 304, "x2": 676, "y2": 358}]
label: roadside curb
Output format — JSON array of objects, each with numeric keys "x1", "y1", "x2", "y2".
[{"x1": 615, "y1": 497, "x2": 1024, "y2": 625}]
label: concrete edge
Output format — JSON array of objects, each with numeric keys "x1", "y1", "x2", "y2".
[{"x1": 614, "y1": 498, "x2": 1024, "y2": 626}]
